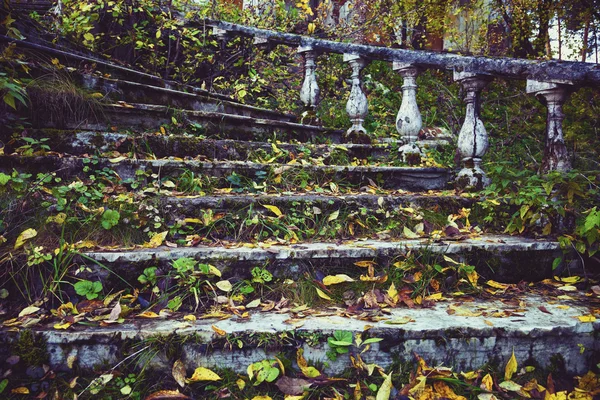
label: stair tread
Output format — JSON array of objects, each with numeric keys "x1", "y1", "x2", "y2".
[{"x1": 82, "y1": 234, "x2": 560, "y2": 263}]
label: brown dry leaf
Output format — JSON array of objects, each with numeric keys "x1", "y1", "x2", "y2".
[
  {"x1": 275, "y1": 376, "x2": 311, "y2": 396},
  {"x1": 434, "y1": 381, "x2": 467, "y2": 400},
  {"x1": 172, "y1": 359, "x2": 186, "y2": 388},
  {"x1": 144, "y1": 390, "x2": 192, "y2": 399}
]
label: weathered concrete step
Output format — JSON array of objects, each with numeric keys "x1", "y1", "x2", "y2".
[
  {"x1": 0, "y1": 155, "x2": 451, "y2": 191},
  {"x1": 5, "y1": 131, "x2": 411, "y2": 163},
  {"x1": 82, "y1": 236, "x2": 561, "y2": 283},
  {"x1": 78, "y1": 75, "x2": 297, "y2": 122},
  {"x1": 27, "y1": 103, "x2": 342, "y2": 143},
  {"x1": 164, "y1": 192, "x2": 472, "y2": 215},
  {"x1": 1, "y1": 295, "x2": 596, "y2": 375}
]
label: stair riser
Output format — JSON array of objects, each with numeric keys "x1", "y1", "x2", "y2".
[{"x1": 0, "y1": 156, "x2": 451, "y2": 191}]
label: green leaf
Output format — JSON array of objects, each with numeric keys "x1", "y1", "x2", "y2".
[
  {"x1": 362, "y1": 337, "x2": 384, "y2": 345},
  {"x1": 84, "y1": 32, "x2": 95, "y2": 41},
  {"x1": 552, "y1": 257, "x2": 562, "y2": 271},
  {"x1": 3, "y1": 93, "x2": 16, "y2": 109},
  {"x1": 101, "y1": 209, "x2": 120, "y2": 230},
  {"x1": 0, "y1": 173, "x2": 10, "y2": 185},
  {"x1": 0, "y1": 379, "x2": 8, "y2": 394}
]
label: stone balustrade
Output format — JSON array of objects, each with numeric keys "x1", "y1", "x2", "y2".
[{"x1": 198, "y1": 18, "x2": 599, "y2": 190}]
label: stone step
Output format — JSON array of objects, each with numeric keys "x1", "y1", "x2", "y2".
[
  {"x1": 80, "y1": 236, "x2": 561, "y2": 284},
  {"x1": 26, "y1": 103, "x2": 342, "y2": 143},
  {"x1": 1, "y1": 294, "x2": 596, "y2": 375},
  {"x1": 3, "y1": 130, "x2": 450, "y2": 165},
  {"x1": 0, "y1": 155, "x2": 451, "y2": 191},
  {"x1": 78, "y1": 74, "x2": 297, "y2": 123}
]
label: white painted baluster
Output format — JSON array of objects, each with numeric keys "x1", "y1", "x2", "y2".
[
  {"x1": 526, "y1": 80, "x2": 573, "y2": 173},
  {"x1": 298, "y1": 46, "x2": 320, "y2": 109},
  {"x1": 393, "y1": 62, "x2": 422, "y2": 163},
  {"x1": 344, "y1": 53, "x2": 368, "y2": 142},
  {"x1": 454, "y1": 71, "x2": 492, "y2": 190}
]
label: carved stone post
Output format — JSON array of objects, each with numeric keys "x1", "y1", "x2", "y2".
[
  {"x1": 298, "y1": 46, "x2": 320, "y2": 109},
  {"x1": 344, "y1": 53, "x2": 368, "y2": 142},
  {"x1": 526, "y1": 80, "x2": 573, "y2": 173},
  {"x1": 454, "y1": 71, "x2": 492, "y2": 190},
  {"x1": 393, "y1": 62, "x2": 422, "y2": 164}
]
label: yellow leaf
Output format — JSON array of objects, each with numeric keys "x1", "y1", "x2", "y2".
[
  {"x1": 264, "y1": 205, "x2": 283, "y2": 217},
  {"x1": 481, "y1": 373, "x2": 493, "y2": 391},
  {"x1": 486, "y1": 280, "x2": 509, "y2": 290},
  {"x1": 323, "y1": 274, "x2": 355, "y2": 285},
  {"x1": 328, "y1": 210, "x2": 340, "y2": 222},
  {"x1": 424, "y1": 292, "x2": 443, "y2": 301},
  {"x1": 297, "y1": 348, "x2": 321, "y2": 378},
  {"x1": 211, "y1": 325, "x2": 226, "y2": 336},
  {"x1": 137, "y1": 311, "x2": 160, "y2": 318},
  {"x1": 54, "y1": 321, "x2": 73, "y2": 330},
  {"x1": 183, "y1": 314, "x2": 197, "y2": 321},
  {"x1": 285, "y1": 395, "x2": 305, "y2": 400},
  {"x1": 187, "y1": 366, "x2": 222, "y2": 382},
  {"x1": 504, "y1": 350, "x2": 518, "y2": 381},
  {"x1": 145, "y1": 231, "x2": 168, "y2": 248},
  {"x1": 376, "y1": 372, "x2": 393, "y2": 400},
  {"x1": 354, "y1": 260, "x2": 377, "y2": 268},
  {"x1": 484, "y1": 320, "x2": 494, "y2": 326},
  {"x1": 11, "y1": 387, "x2": 30, "y2": 394},
  {"x1": 384, "y1": 317, "x2": 412, "y2": 325},
  {"x1": 18, "y1": 306, "x2": 40, "y2": 317},
  {"x1": 251, "y1": 397, "x2": 272, "y2": 400},
  {"x1": 208, "y1": 264, "x2": 222, "y2": 277},
  {"x1": 403, "y1": 226, "x2": 419, "y2": 239},
  {"x1": 556, "y1": 276, "x2": 581, "y2": 284},
  {"x1": 236, "y1": 378, "x2": 246, "y2": 390},
  {"x1": 577, "y1": 315, "x2": 596, "y2": 322},
  {"x1": 461, "y1": 371, "x2": 479, "y2": 380},
  {"x1": 443, "y1": 255, "x2": 460, "y2": 264},
  {"x1": 315, "y1": 288, "x2": 331, "y2": 300},
  {"x1": 14, "y1": 228, "x2": 37, "y2": 249},
  {"x1": 387, "y1": 283, "x2": 398, "y2": 302}
]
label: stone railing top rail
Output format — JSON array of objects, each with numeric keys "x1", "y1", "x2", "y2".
[{"x1": 202, "y1": 18, "x2": 600, "y2": 86}]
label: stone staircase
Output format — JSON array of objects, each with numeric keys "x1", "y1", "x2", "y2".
[{"x1": 0, "y1": 13, "x2": 599, "y2": 399}]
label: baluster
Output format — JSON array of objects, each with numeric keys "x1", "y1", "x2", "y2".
[
  {"x1": 393, "y1": 62, "x2": 422, "y2": 164},
  {"x1": 526, "y1": 80, "x2": 573, "y2": 173},
  {"x1": 343, "y1": 53, "x2": 368, "y2": 142},
  {"x1": 454, "y1": 71, "x2": 492, "y2": 190},
  {"x1": 298, "y1": 46, "x2": 320, "y2": 109}
]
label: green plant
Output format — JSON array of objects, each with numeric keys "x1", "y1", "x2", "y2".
[
  {"x1": 247, "y1": 359, "x2": 280, "y2": 386},
  {"x1": 74, "y1": 279, "x2": 103, "y2": 300},
  {"x1": 15, "y1": 137, "x2": 50, "y2": 156},
  {"x1": 101, "y1": 209, "x2": 121, "y2": 230},
  {"x1": 0, "y1": 72, "x2": 28, "y2": 109}
]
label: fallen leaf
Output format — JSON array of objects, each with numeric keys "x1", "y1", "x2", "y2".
[
  {"x1": 275, "y1": 376, "x2": 311, "y2": 395},
  {"x1": 11, "y1": 387, "x2": 30, "y2": 394},
  {"x1": 323, "y1": 274, "x2": 355, "y2": 285},
  {"x1": 499, "y1": 380, "x2": 523, "y2": 391},
  {"x1": 211, "y1": 325, "x2": 226, "y2": 336},
  {"x1": 144, "y1": 390, "x2": 192, "y2": 399},
  {"x1": 216, "y1": 280, "x2": 233, "y2": 292},
  {"x1": 264, "y1": 205, "x2": 283, "y2": 217},
  {"x1": 14, "y1": 228, "x2": 37, "y2": 249},
  {"x1": 384, "y1": 317, "x2": 412, "y2": 325},
  {"x1": 18, "y1": 306, "x2": 40, "y2": 317},
  {"x1": 403, "y1": 226, "x2": 419, "y2": 239},
  {"x1": 187, "y1": 367, "x2": 221, "y2": 382},
  {"x1": 376, "y1": 372, "x2": 393, "y2": 400},
  {"x1": 577, "y1": 315, "x2": 596, "y2": 322},
  {"x1": 172, "y1": 359, "x2": 186, "y2": 388},
  {"x1": 137, "y1": 311, "x2": 160, "y2": 318},
  {"x1": 316, "y1": 288, "x2": 332, "y2": 300},
  {"x1": 538, "y1": 306, "x2": 552, "y2": 314},
  {"x1": 504, "y1": 350, "x2": 518, "y2": 381},
  {"x1": 109, "y1": 156, "x2": 127, "y2": 163},
  {"x1": 146, "y1": 231, "x2": 168, "y2": 248},
  {"x1": 183, "y1": 315, "x2": 196, "y2": 321},
  {"x1": 328, "y1": 210, "x2": 340, "y2": 222}
]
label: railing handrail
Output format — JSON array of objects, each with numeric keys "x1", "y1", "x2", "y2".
[{"x1": 201, "y1": 18, "x2": 600, "y2": 87}]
